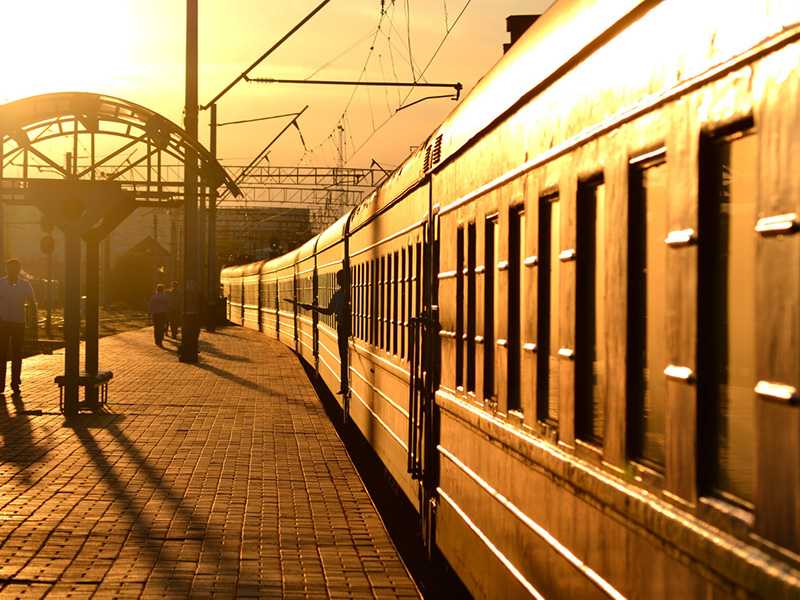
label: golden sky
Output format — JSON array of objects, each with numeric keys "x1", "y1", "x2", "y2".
[{"x1": 1, "y1": 0, "x2": 554, "y2": 169}]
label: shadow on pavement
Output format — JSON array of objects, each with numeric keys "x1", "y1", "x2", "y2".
[
  {"x1": 193, "y1": 360, "x2": 276, "y2": 394},
  {"x1": 198, "y1": 340, "x2": 251, "y2": 363},
  {"x1": 0, "y1": 394, "x2": 45, "y2": 486},
  {"x1": 66, "y1": 418, "x2": 253, "y2": 597}
]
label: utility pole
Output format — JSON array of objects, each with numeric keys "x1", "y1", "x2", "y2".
[
  {"x1": 207, "y1": 103, "x2": 218, "y2": 331},
  {"x1": 179, "y1": 0, "x2": 200, "y2": 363}
]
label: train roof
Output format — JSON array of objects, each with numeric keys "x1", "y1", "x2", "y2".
[
  {"x1": 296, "y1": 235, "x2": 319, "y2": 264},
  {"x1": 316, "y1": 212, "x2": 349, "y2": 253},
  {"x1": 422, "y1": 0, "x2": 645, "y2": 174},
  {"x1": 242, "y1": 259, "x2": 267, "y2": 276},
  {"x1": 220, "y1": 263, "x2": 246, "y2": 278},
  {"x1": 262, "y1": 246, "x2": 300, "y2": 275},
  {"x1": 348, "y1": 0, "x2": 643, "y2": 222}
]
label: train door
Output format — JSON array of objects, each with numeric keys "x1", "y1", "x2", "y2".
[
  {"x1": 312, "y1": 246, "x2": 320, "y2": 376},
  {"x1": 293, "y1": 267, "x2": 299, "y2": 352},
  {"x1": 239, "y1": 280, "x2": 245, "y2": 325},
  {"x1": 257, "y1": 275, "x2": 263, "y2": 332},
  {"x1": 274, "y1": 277, "x2": 280, "y2": 335},
  {"x1": 408, "y1": 184, "x2": 441, "y2": 556}
]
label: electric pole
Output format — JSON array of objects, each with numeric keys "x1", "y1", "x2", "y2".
[{"x1": 180, "y1": 0, "x2": 200, "y2": 363}]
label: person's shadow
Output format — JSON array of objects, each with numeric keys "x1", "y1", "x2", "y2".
[{"x1": 0, "y1": 393, "x2": 43, "y2": 485}]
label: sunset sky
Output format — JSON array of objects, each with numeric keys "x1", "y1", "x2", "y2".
[{"x1": 1, "y1": 1, "x2": 554, "y2": 170}]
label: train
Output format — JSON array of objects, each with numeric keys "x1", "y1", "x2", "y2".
[{"x1": 222, "y1": 1, "x2": 800, "y2": 597}]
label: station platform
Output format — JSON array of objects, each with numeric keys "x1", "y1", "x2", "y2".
[{"x1": 0, "y1": 327, "x2": 420, "y2": 598}]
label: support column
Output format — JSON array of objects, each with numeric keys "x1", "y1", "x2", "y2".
[
  {"x1": 102, "y1": 237, "x2": 111, "y2": 308},
  {"x1": 0, "y1": 139, "x2": 5, "y2": 269},
  {"x1": 198, "y1": 185, "x2": 207, "y2": 327},
  {"x1": 179, "y1": 0, "x2": 200, "y2": 363},
  {"x1": 46, "y1": 250, "x2": 53, "y2": 336},
  {"x1": 63, "y1": 231, "x2": 81, "y2": 416},
  {"x1": 0, "y1": 202, "x2": 5, "y2": 270},
  {"x1": 84, "y1": 238, "x2": 100, "y2": 406},
  {"x1": 207, "y1": 103, "x2": 218, "y2": 331}
]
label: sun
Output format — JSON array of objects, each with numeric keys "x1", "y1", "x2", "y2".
[{"x1": 0, "y1": 1, "x2": 142, "y2": 103}]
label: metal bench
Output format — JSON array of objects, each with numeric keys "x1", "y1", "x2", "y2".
[{"x1": 54, "y1": 370, "x2": 113, "y2": 413}]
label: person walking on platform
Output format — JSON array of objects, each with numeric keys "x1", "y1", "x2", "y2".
[
  {"x1": 299, "y1": 270, "x2": 349, "y2": 394},
  {"x1": 166, "y1": 281, "x2": 180, "y2": 339},
  {"x1": 148, "y1": 284, "x2": 170, "y2": 347},
  {"x1": 0, "y1": 259, "x2": 36, "y2": 396}
]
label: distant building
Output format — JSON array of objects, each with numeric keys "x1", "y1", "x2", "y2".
[
  {"x1": 0, "y1": 203, "x2": 312, "y2": 301},
  {"x1": 216, "y1": 207, "x2": 311, "y2": 265}
]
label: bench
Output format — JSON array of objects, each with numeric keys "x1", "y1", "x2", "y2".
[{"x1": 54, "y1": 370, "x2": 113, "y2": 413}]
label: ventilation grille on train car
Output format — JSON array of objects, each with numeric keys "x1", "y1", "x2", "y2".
[{"x1": 422, "y1": 134, "x2": 443, "y2": 173}]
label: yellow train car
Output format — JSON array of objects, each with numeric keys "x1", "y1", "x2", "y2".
[{"x1": 223, "y1": 1, "x2": 800, "y2": 597}]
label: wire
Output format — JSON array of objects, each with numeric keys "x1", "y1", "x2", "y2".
[
  {"x1": 405, "y1": 0, "x2": 415, "y2": 81},
  {"x1": 218, "y1": 112, "x2": 301, "y2": 127},
  {"x1": 302, "y1": 29, "x2": 375, "y2": 80},
  {"x1": 300, "y1": 0, "x2": 471, "y2": 168},
  {"x1": 344, "y1": 0, "x2": 474, "y2": 163},
  {"x1": 297, "y1": 2, "x2": 392, "y2": 165}
]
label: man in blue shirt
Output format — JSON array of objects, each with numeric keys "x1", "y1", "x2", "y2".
[
  {"x1": 300, "y1": 270, "x2": 349, "y2": 394},
  {"x1": 0, "y1": 259, "x2": 36, "y2": 395}
]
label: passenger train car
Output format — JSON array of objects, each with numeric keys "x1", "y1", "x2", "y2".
[{"x1": 223, "y1": 1, "x2": 800, "y2": 597}]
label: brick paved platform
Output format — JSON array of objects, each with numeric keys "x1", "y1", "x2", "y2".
[{"x1": 0, "y1": 327, "x2": 420, "y2": 598}]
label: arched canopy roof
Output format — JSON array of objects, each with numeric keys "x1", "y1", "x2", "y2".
[{"x1": 0, "y1": 92, "x2": 239, "y2": 197}]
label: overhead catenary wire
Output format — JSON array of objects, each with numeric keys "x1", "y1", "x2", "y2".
[
  {"x1": 405, "y1": 0, "x2": 416, "y2": 81},
  {"x1": 297, "y1": 0, "x2": 469, "y2": 170},
  {"x1": 338, "y1": 0, "x2": 474, "y2": 165},
  {"x1": 298, "y1": 1, "x2": 395, "y2": 165},
  {"x1": 218, "y1": 112, "x2": 303, "y2": 127}
]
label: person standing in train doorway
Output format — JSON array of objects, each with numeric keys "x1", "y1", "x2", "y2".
[
  {"x1": 300, "y1": 270, "x2": 349, "y2": 394},
  {"x1": 0, "y1": 259, "x2": 36, "y2": 396}
]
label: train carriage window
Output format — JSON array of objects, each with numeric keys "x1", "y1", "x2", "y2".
[
  {"x1": 699, "y1": 126, "x2": 757, "y2": 506},
  {"x1": 350, "y1": 266, "x2": 355, "y2": 330},
  {"x1": 359, "y1": 264, "x2": 364, "y2": 340},
  {"x1": 416, "y1": 241, "x2": 423, "y2": 322},
  {"x1": 401, "y1": 249, "x2": 406, "y2": 359},
  {"x1": 485, "y1": 216, "x2": 498, "y2": 400},
  {"x1": 356, "y1": 264, "x2": 361, "y2": 340},
  {"x1": 383, "y1": 255, "x2": 389, "y2": 351},
  {"x1": 409, "y1": 244, "x2": 416, "y2": 330},
  {"x1": 386, "y1": 255, "x2": 391, "y2": 350},
  {"x1": 629, "y1": 152, "x2": 668, "y2": 469},
  {"x1": 386, "y1": 254, "x2": 397, "y2": 354},
  {"x1": 456, "y1": 227, "x2": 465, "y2": 389},
  {"x1": 538, "y1": 193, "x2": 560, "y2": 423},
  {"x1": 354, "y1": 265, "x2": 359, "y2": 339},
  {"x1": 366, "y1": 262, "x2": 371, "y2": 343},
  {"x1": 410, "y1": 243, "x2": 416, "y2": 339},
  {"x1": 372, "y1": 259, "x2": 379, "y2": 346},
  {"x1": 380, "y1": 256, "x2": 386, "y2": 350},
  {"x1": 508, "y1": 207, "x2": 524, "y2": 413},
  {"x1": 368, "y1": 261, "x2": 373, "y2": 344},
  {"x1": 467, "y1": 223, "x2": 477, "y2": 393},
  {"x1": 393, "y1": 252, "x2": 399, "y2": 356},
  {"x1": 576, "y1": 176, "x2": 606, "y2": 447}
]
